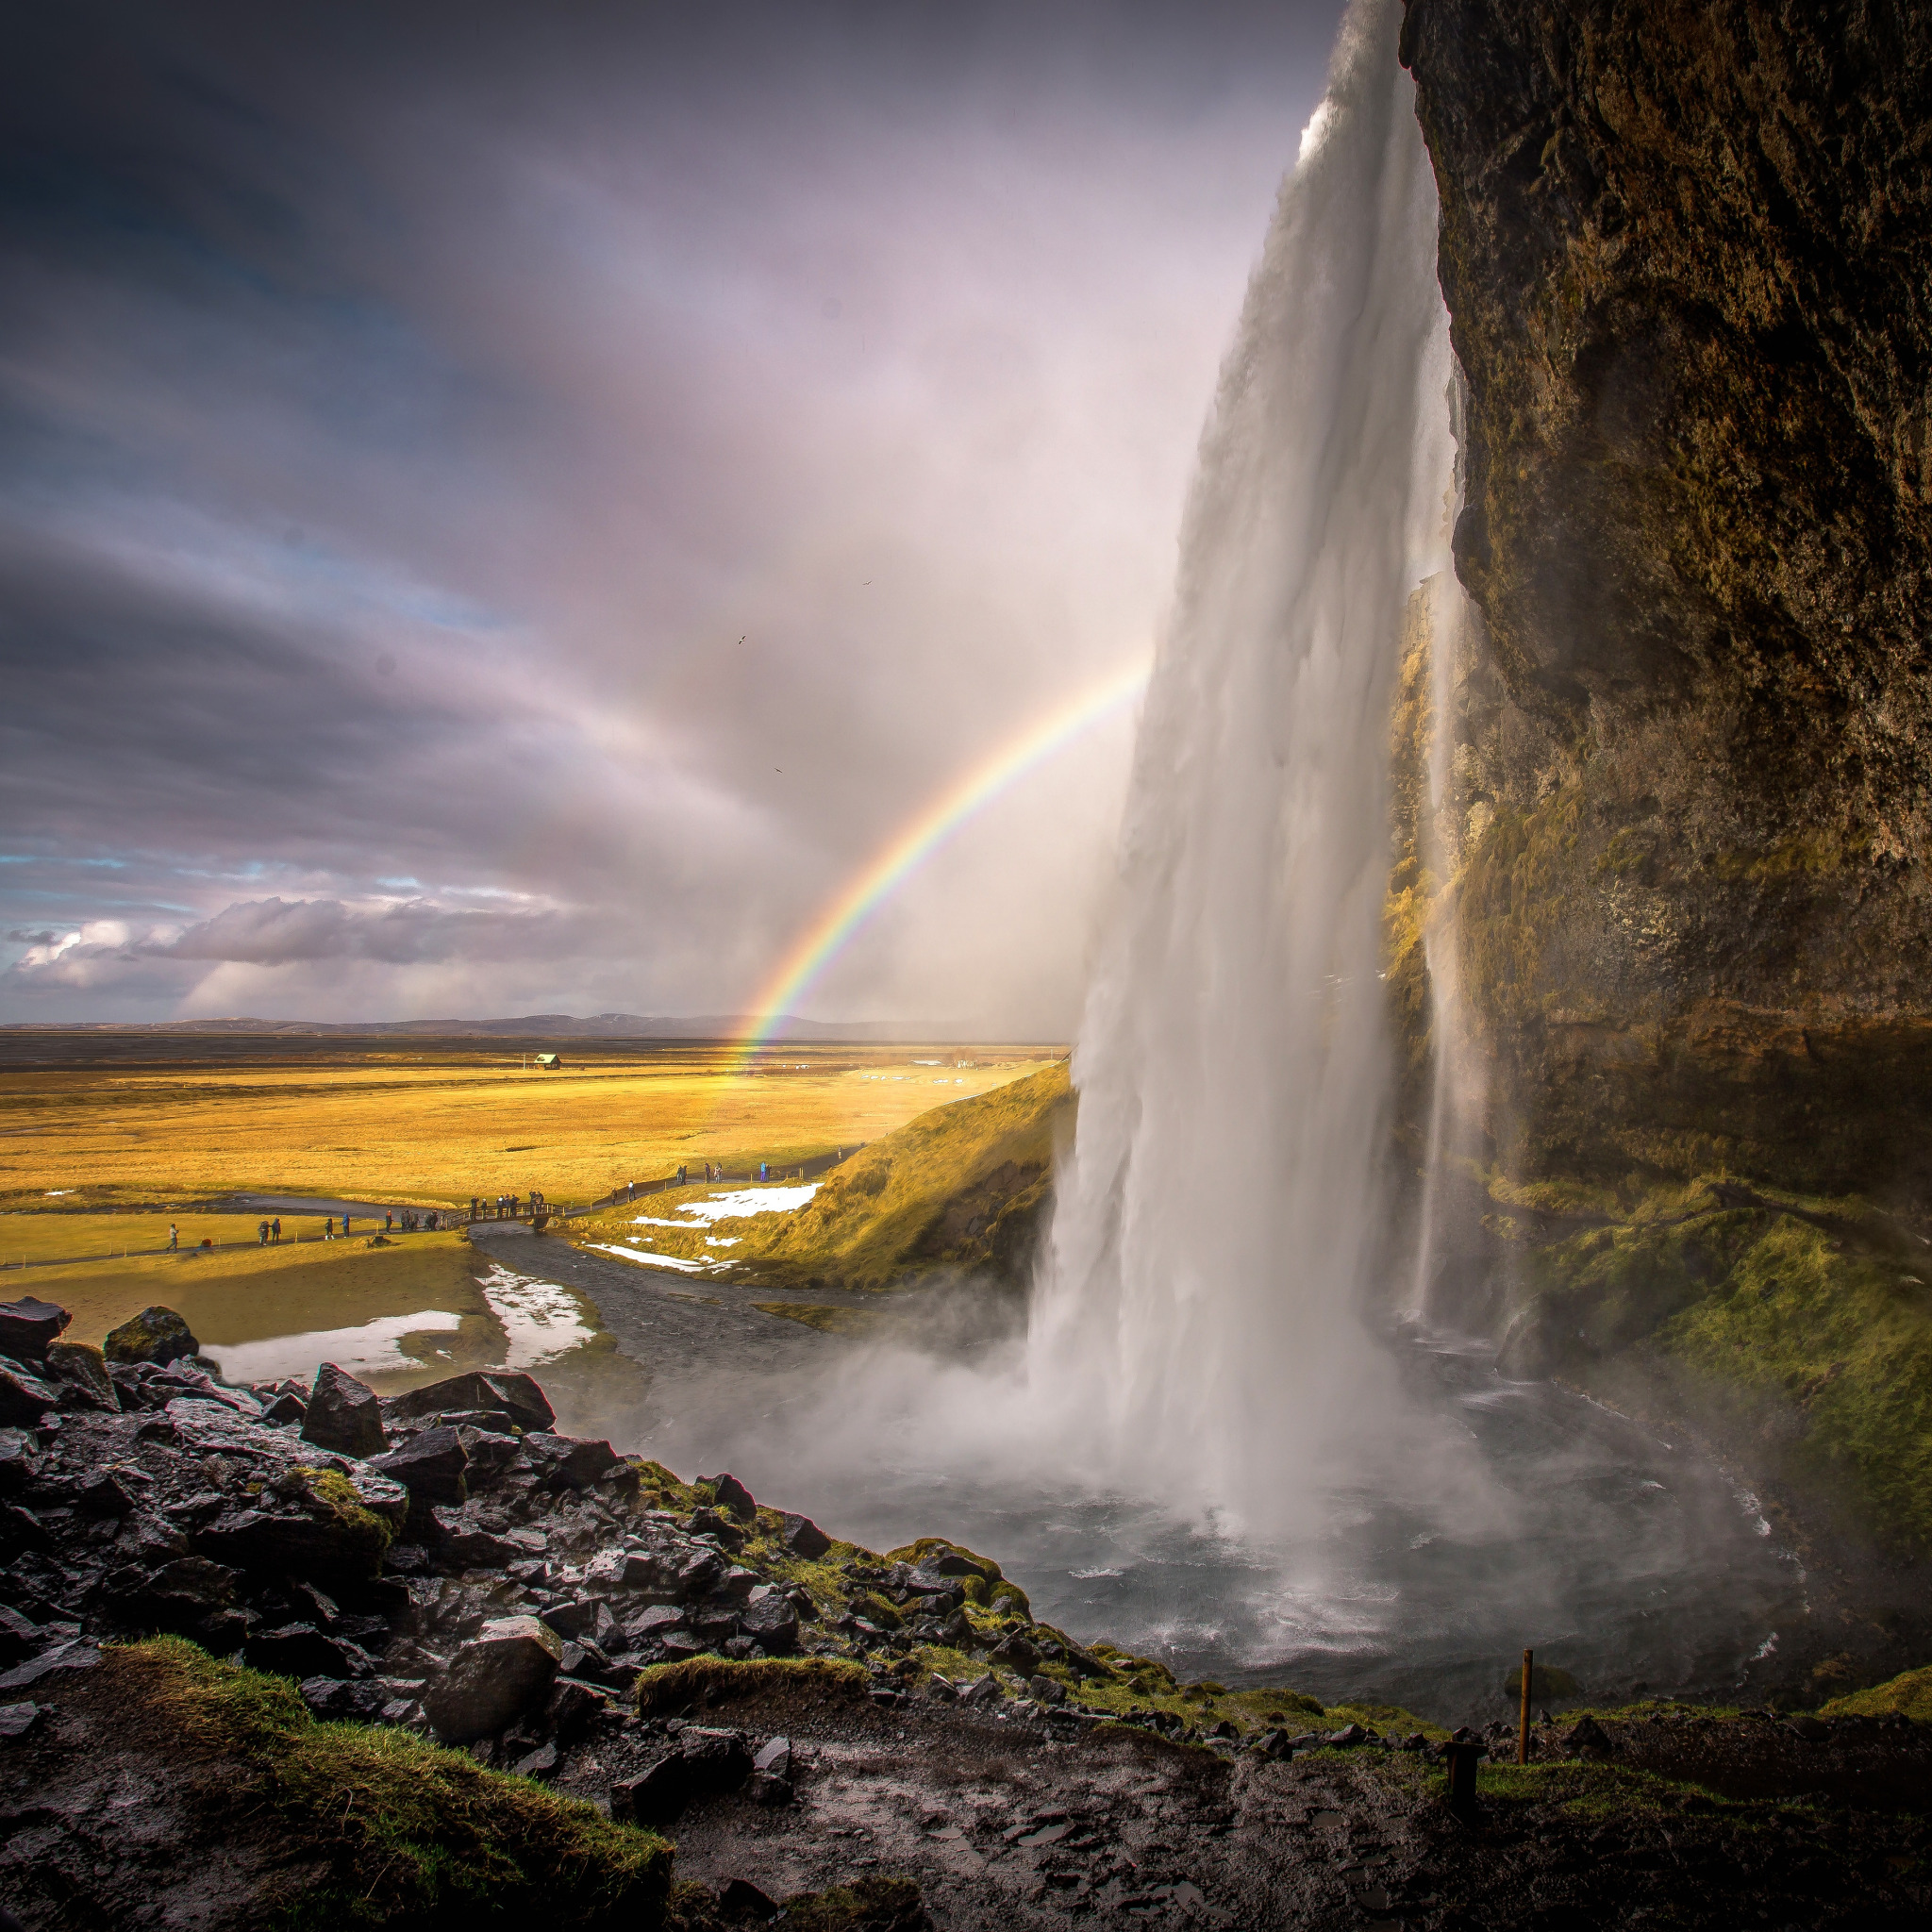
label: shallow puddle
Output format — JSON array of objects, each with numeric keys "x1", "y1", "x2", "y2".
[{"x1": 206, "y1": 1309, "x2": 465, "y2": 1384}]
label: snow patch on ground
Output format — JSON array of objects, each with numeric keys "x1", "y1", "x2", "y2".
[
  {"x1": 476, "y1": 1261, "x2": 600, "y2": 1370},
  {"x1": 651, "y1": 1184, "x2": 819, "y2": 1225},
  {"x1": 588, "y1": 1242, "x2": 711, "y2": 1274}
]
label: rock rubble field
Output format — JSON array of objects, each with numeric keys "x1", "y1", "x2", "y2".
[{"x1": 2, "y1": 1295, "x2": 1929, "y2": 1928}]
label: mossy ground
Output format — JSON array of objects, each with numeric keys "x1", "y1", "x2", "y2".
[
  {"x1": 1498, "y1": 1174, "x2": 1932, "y2": 1553},
  {"x1": 683, "y1": 1062, "x2": 1073, "y2": 1293},
  {"x1": 111, "y1": 1636, "x2": 672, "y2": 1927},
  {"x1": 1822, "y1": 1665, "x2": 1932, "y2": 1724},
  {"x1": 633, "y1": 1656, "x2": 870, "y2": 1717}
]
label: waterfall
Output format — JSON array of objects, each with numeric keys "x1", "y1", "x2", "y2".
[{"x1": 1030, "y1": 0, "x2": 1461, "y2": 1533}]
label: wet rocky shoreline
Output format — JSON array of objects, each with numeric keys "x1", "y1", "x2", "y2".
[{"x1": 3, "y1": 1295, "x2": 1930, "y2": 1927}]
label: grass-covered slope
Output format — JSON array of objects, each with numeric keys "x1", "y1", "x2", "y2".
[
  {"x1": 75, "y1": 1639, "x2": 671, "y2": 1927},
  {"x1": 725, "y1": 1060, "x2": 1073, "y2": 1293},
  {"x1": 1488, "y1": 1175, "x2": 1932, "y2": 1558}
]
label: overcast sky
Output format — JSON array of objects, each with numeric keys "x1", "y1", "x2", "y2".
[{"x1": 1, "y1": 0, "x2": 1344, "y2": 1031}]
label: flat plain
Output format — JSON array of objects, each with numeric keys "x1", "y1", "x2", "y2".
[{"x1": 0, "y1": 1030, "x2": 1058, "y2": 1211}]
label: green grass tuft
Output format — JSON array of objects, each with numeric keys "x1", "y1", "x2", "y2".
[
  {"x1": 632, "y1": 1655, "x2": 869, "y2": 1717},
  {"x1": 1820, "y1": 1664, "x2": 1932, "y2": 1723},
  {"x1": 114, "y1": 1636, "x2": 670, "y2": 1928}
]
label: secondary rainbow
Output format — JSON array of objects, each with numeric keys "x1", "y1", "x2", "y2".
[{"x1": 736, "y1": 655, "x2": 1152, "y2": 1057}]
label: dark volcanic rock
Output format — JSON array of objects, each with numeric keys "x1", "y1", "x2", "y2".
[
  {"x1": 102, "y1": 1306, "x2": 198, "y2": 1367},
  {"x1": 42, "y1": 1341, "x2": 117, "y2": 1413},
  {"x1": 244, "y1": 1623, "x2": 372, "y2": 1681},
  {"x1": 779, "y1": 1511, "x2": 833, "y2": 1560},
  {"x1": 0, "y1": 1297, "x2": 70, "y2": 1360},
  {"x1": 386, "y1": 1370, "x2": 555, "y2": 1433},
  {"x1": 299, "y1": 1364, "x2": 387, "y2": 1457},
  {"x1": 611, "y1": 1727, "x2": 755, "y2": 1825},
  {"x1": 738, "y1": 1591, "x2": 799, "y2": 1656},
  {"x1": 523, "y1": 1432, "x2": 621, "y2": 1490},
  {"x1": 0, "y1": 1359, "x2": 58, "y2": 1428},
  {"x1": 371, "y1": 1426, "x2": 469, "y2": 1506},
  {"x1": 1397, "y1": 0, "x2": 1932, "y2": 1203},
  {"x1": 1563, "y1": 1713, "x2": 1616, "y2": 1757},
  {"x1": 422, "y1": 1613, "x2": 562, "y2": 1743},
  {"x1": 703, "y1": 1473, "x2": 756, "y2": 1521}
]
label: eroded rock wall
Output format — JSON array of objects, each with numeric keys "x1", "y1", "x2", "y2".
[{"x1": 1399, "y1": 0, "x2": 1932, "y2": 1202}]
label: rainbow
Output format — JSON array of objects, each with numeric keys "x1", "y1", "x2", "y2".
[{"x1": 736, "y1": 655, "x2": 1151, "y2": 1057}]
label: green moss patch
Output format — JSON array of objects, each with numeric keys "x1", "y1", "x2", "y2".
[
  {"x1": 1821, "y1": 1665, "x2": 1932, "y2": 1724},
  {"x1": 112, "y1": 1637, "x2": 670, "y2": 1928},
  {"x1": 632, "y1": 1655, "x2": 869, "y2": 1717},
  {"x1": 1495, "y1": 1176, "x2": 1932, "y2": 1553},
  {"x1": 292, "y1": 1466, "x2": 396, "y2": 1570}
]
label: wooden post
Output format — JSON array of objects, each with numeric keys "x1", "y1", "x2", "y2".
[{"x1": 1518, "y1": 1647, "x2": 1533, "y2": 1765}]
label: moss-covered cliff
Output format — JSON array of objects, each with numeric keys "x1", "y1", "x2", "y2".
[{"x1": 1392, "y1": 0, "x2": 1932, "y2": 1596}]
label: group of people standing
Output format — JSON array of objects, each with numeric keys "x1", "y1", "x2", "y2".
[
  {"x1": 254, "y1": 1218, "x2": 283, "y2": 1245},
  {"x1": 467, "y1": 1193, "x2": 542, "y2": 1220}
]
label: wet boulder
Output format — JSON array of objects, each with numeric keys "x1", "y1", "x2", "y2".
[
  {"x1": 0, "y1": 1428, "x2": 36, "y2": 1492},
  {"x1": 245, "y1": 1622, "x2": 374, "y2": 1681},
  {"x1": 370, "y1": 1426, "x2": 469, "y2": 1506},
  {"x1": 0, "y1": 1641, "x2": 99, "y2": 1693},
  {"x1": 675, "y1": 1548, "x2": 726, "y2": 1600},
  {"x1": 583, "y1": 1547, "x2": 658, "y2": 1592},
  {"x1": 610, "y1": 1726, "x2": 755, "y2": 1825},
  {"x1": 779, "y1": 1511, "x2": 832, "y2": 1560},
  {"x1": 1562, "y1": 1713, "x2": 1616, "y2": 1757},
  {"x1": 0, "y1": 1359, "x2": 58, "y2": 1428},
  {"x1": 687, "y1": 1507, "x2": 747, "y2": 1551},
  {"x1": 422, "y1": 1613, "x2": 562, "y2": 1743},
  {"x1": 748, "y1": 1736, "x2": 792, "y2": 1806},
  {"x1": 386, "y1": 1370, "x2": 555, "y2": 1433},
  {"x1": 454, "y1": 1424, "x2": 522, "y2": 1488},
  {"x1": 193, "y1": 1467, "x2": 399, "y2": 1582},
  {"x1": 74, "y1": 1469, "x2": 143, "y2": 1516},
  {"x1": 523, "y1": 1432, "x2": 621, "y2": 1490},
  {"x1": 425, "y1": 1507, "x2": 523, "y2": 1572},
  {"x1": 0, "y1": 1604, "x2": 42, "y2": 1667},
  {"x1": 546, "y1": 1675, "x2": 613, "y2": 1742},
  {"x1": 300, "y1": 1364, "x2": 387, "y2": 1458},
  {"x1": 260, "y1": 1390, "x2": 307, "y2": 1426},
  {"x1": 0, "y1": 1298, "x2": 70, "y2": 1361},
  {"x1": 42, "y1": 1341, "x2": 117, "y2": 1413},
  {"x1": 541, "y1": 1599, "x2": 621, "y2": 1649},
  {"x1": 991, "y1": 1632, "x2": 1041, "y2": 1674},
  {"x1": 101, "y1": 1556, "x2": 239, "y2": 1633},
  {"x1": 103, "y1": 1306, "x2": 199, "y2": 1368},
  {"x1": 701, "y1": 1473, "x2": 756, "y2": 1522},
  {"x1": 738, "y1": 1591, "x2": 799, "y2": 1656}
]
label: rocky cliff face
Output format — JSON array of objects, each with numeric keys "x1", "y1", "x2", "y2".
[
  {"x1": 1401, "y1": 0, "x2": 1932, "y2": 1196},
  {"x1": 1393, "y1": 0, "x2": 1932, "y2": 1586}
]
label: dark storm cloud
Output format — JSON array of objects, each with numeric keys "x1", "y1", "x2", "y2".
[{"x1": 0, "y1": 0, "x2": 1344, "y2": 1026}]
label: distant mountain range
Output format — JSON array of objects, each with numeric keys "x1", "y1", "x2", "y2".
[{"x1": 0, "y1": 1013, "x2": 1031, "y2": 1042}]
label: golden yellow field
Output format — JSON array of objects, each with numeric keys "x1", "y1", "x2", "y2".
[{"x1": 0, "y1": 1040, "x2": 1058, "y2": 1211}]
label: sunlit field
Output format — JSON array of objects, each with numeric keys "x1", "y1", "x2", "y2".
[{"x1": 0, "y1": 1034, "x2": 1059, "y2": 1211}]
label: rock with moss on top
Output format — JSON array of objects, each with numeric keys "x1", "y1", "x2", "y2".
[{"x1": 103, "y1": 1305, "x2": 198, "y2": 1367}]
